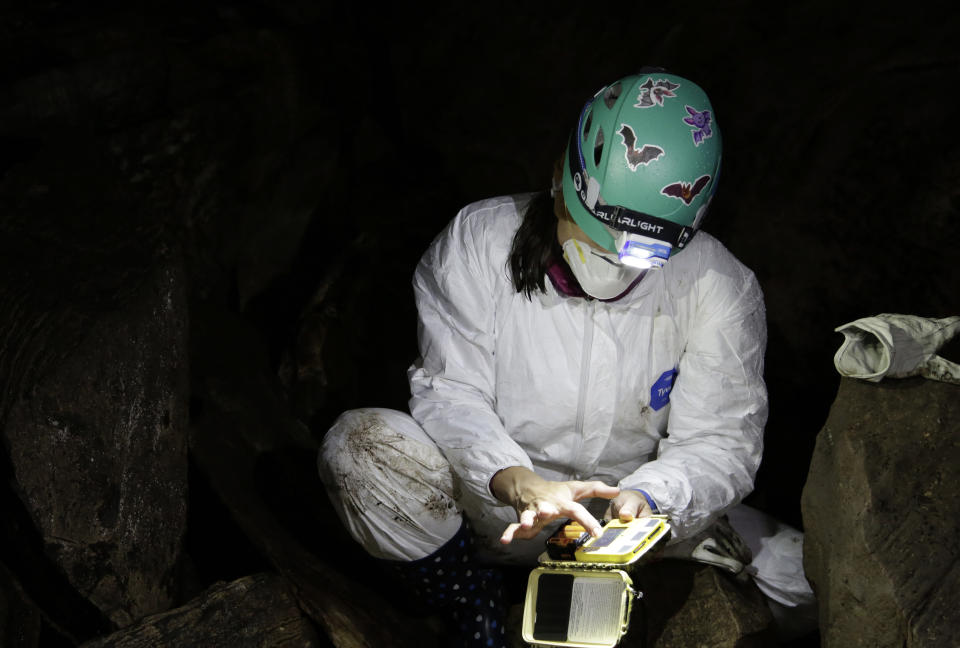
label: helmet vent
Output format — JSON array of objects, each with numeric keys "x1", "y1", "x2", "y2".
[
  {"x1": 593, "y1": 127, "x2": 604, "y2": 166},
  {"x1": 602, "y1": 82, "x2": 622, "y2": 109},
  {"x1": 582, "y1": 109, "x2": 593, "y2": 139}
]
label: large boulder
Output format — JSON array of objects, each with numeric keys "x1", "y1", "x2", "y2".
[
  {"x1": 0, "y1": 248, "x2": 189, "y2": 628},
  {"x1": 802, "y1": 377, "x2": 960, "y2": 647}
]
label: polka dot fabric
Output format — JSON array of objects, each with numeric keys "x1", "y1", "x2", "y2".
[{"x1": 387, "y1": 520, "x2": 508, "y2": 648}]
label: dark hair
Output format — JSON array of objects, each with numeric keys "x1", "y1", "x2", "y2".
[{"x1": 508, "y1": 191, "x2": 561, "y2": 297}]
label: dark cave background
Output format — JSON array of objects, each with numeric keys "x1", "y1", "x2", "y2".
[{"x1": 1, "y1": 1, "x2": 958, "y2": 645}]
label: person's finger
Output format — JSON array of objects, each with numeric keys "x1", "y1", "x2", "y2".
[
  {"x1": 500, "y1": 522, "x2": 521, "y2": 544},
  {"x1": 518, "y1": 508, "x2": 537, "y2": 529},
  {"x1": 569, "y1": 480, "x2": 620, "y2": 502},
  {"x1": 616, "y1": 500, "x2": 639, "y2": 522},
  {"x1": 617, "y1": 493, "x2": 643, "y2": 520},
  {"x1": 509, "y1": 523, "x2": 546, "y2": 541},
  {"x1": 634, "y1": 495, "x2": 654, "y2": 519},
  {"x1": 503, "y1": 514, "x2": 555, "y2": 543},
  {"x1": 535, "y1": 500, "x2": 560, "y2": 518},
  {"x1": 561, "y1": 500, "x2": 602, "y2": 537}
]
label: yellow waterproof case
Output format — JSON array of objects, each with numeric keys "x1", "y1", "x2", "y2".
[
  {"x1": 521, "y1": 567, "x2": 635, "y2": 647},
  {"x1": 522, "y1": 516, "x2": 671, "y2": 646},
  {"x1": 574, "y1": 516, "x2": 669, "y2": 564}
]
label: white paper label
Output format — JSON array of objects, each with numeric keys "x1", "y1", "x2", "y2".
[{"x1": 567, "y1": 577, "x2": 623, "y2": 642}]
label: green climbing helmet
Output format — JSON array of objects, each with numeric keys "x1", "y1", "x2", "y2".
[{"x1": 561, "y1": 69, "x2": 722, "y2": 267}]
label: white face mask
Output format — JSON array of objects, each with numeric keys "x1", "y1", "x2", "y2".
[{"x1": 561, "y1": 238, "x2": 644, "y2": 300}]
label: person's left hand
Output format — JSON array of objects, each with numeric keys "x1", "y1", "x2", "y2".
[{"x1": 604, "y1": 489, "x2": 654, "y2": 522}]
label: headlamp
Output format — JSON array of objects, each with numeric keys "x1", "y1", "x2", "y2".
[{"x1": 615, "y1": 232, "x2": 672, "y2": 269}]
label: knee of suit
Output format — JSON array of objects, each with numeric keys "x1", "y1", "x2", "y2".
[{"x1": 318, "y1": 407, "x2": 465, "y2": 561}]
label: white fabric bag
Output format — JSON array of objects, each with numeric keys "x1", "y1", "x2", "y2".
[{"x1": 833, "y1": 314, "x2": 960, "y2": 384}]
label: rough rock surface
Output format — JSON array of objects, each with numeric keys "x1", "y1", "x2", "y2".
[
  {"x1": 79, "y1": 572, "x2": 322, "y2": 648},
  {"x1": 0, "y1": 248, "x2": 189, "y2": 628},
  {"x1": 628, "y1": 561, "x2": 776, "y2": 648},
  {"x1": 802, "y1": 377, "x2": 960, "y2": 647}
]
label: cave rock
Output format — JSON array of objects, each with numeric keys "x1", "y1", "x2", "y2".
[
  {"x1": 79, "y1": 572, "x2": 322, "y2": 648},
  {"x1": 627, "y1": 561, "x2": 776, "y2": 648},
  {"x1": 802, "y1": 377, "x2": 960, "y2": 647},
  {"x1": 2, "y1": 252, "x2": 189, "y2": 627}
]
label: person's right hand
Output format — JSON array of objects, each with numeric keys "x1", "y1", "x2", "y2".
[
  {"x1": 604, "y1": 489, "x2": 654, "y2": 522},
  {"x1": 489, "y1": 466, "x2": 619, "y2": 544}
]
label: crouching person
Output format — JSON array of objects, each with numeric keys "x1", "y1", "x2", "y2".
[{"x1": 319, "y1": 70, "x2": 817, "y2": 646}]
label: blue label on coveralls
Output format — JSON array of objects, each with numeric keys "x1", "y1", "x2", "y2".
[{"x1": 650, "y1": 368, "x2": 678, "y2": 411}]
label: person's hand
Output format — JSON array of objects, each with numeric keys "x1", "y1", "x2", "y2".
[
  {"x1": 603, "y1": 489, "x2": 654, "y2": 522},
  {"x1": 489, "y1": 466, "x2": 619, "y2": 544}
]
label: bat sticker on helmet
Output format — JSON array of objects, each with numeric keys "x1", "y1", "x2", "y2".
[
  {"x1": 634, "y1": 77, "x2": 680, "y2": 108},
  {"x1": 682, "y1": 106, "x2": 713, "y2": 146},
  {"x1": 618, "y1": 124, "x2": 664, "y2": 171},
  {"x1": 661, "y1": 175, "x2": 711, "y2": 205}
]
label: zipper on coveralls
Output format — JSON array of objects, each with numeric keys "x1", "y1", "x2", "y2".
[{"x1": 573, "y1": 300, "x2": 595, "y2": 476}]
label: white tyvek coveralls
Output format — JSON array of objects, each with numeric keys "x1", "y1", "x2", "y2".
[
  {"x1": 319, "y1": 193, "x2": 815, "y2": 632},
  {"x1": 408, "y1": 193, "x2": 766, "y2": 545}
]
